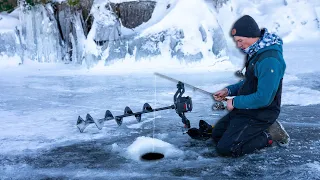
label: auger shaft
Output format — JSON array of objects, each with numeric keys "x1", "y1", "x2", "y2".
[{"x1": 118, "y1": 105, "x2": 175, "y2": 117}]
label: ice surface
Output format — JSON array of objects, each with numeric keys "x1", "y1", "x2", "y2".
[
  {"x1": 0, "y1": 43, "x2": 319, "y2": 178},
  {"x1": 0, "y1": 39, "x2": 319, "y2": 156},
  {"x1": 306, "y1": 161, "x2": 320, "y2": 172},
  {"x1": 283, "y1": 86, "x2": 320, "y2": 106}
]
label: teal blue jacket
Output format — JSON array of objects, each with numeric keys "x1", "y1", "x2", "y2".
[{"x1": 226, "y1": 44, "x2": 286, "y2": 109}]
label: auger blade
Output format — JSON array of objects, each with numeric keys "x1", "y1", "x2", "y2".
[
  {"x1": 85, "y1": 114, "x2": 94, "y2": 123},
  {"x1": 105, "y1": 110, "x2": 114, "y2": 120},
  {"x1": 125, "y1": 106, "x2": 142, "y2": 122},
  {"x1": 135, "y1": 114, "x2": 142, "y2": 122},
  {"x1": 143, "y1": 103, "x2": 153, "y2": 112},
  {"x1": 124, "y1": 106, "x2": 133, "y2": 115},
  {"x1": 115, "y1": 117, "x2": 123, "y2": 126},
  {"x1": 96, "y1": 118, "x2": 105, "y2": 129},
  {"x1": 77, "y1": 116, "x2": 89, "y2": 133},
  {"x1": 86, "y1": 114, "x2": 103, "y2": 130}
]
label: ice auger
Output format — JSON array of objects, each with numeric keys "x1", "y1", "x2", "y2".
[{"x1": 77, "y1": 82, "x2": 194, "y2": 133}]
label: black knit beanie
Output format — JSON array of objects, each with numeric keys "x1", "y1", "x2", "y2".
[{"x1": 231, "y1": 15, "x2": 261, "y2": 37}]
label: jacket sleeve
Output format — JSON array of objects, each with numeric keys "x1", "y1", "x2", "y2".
[
  {"x1": 233, "y1": 57, "x2": 284, "y2": 109},
  {"x1": 226, "y1": 80, "x2": 245, "y2": 96}
]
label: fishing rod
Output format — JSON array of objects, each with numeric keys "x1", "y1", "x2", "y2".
[
  {"x1": 154, "y1": 72, "x2": 227, "y2": 110},
  {"x1": 154, "y1": 72, "x2": 213, "y2": 96}
]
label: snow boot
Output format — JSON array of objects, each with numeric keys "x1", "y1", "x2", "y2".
[{"x1": 267, "y1": 120, "x2": 290, "y2": 147}]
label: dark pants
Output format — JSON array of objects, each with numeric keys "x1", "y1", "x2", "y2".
[{"x1": 211, "y1": 110, "x2": 276, "y2": 157}]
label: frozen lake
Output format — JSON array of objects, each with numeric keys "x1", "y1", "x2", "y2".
[{"x1": 0, "y1": 42, "x2": 320, "y2": 179}]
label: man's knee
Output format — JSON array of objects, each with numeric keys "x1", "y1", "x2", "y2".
[
  {"x1": 216, "y1": 142, "x2": 243, "y2": 157},
  {"x1": 211, "y1": 128, "x2": 227, "y2": 144},
  {"x1": 211, "y1": 129, "x2": 220, "y2": 144},
  {"x1": 216, "y1": 142, "x2": 233, "y2": 156}
]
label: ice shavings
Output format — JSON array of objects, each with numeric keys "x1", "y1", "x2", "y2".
[{"x1": 126, "y1": 136, "x2": 183, "y2": 161}]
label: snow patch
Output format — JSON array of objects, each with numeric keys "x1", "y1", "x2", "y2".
[
  {"x1": 126, "y1": 136, "x2": 183, "y2": 161},
  {"x1": 284, "y1": 74, "x2": 299, "y2": 83},
  {"x1": 139, "y1": 0, "x2": 218, "y2": 36},
  {"x1": 51, "y1": 0, "x2": 67, "y2": 3},
  {"x1": 0, "y1": 54, "x2": 22, "y2": 68},
  {"x1": 0, "y1": 14, "x2": 19, "y2": 33},
  {"x1": 282, "y1": 86, "x2": 320, "y2": 106},
  {"x1": 216, "y1": 0, "x2": 320, "y2": 44},
  {"x1": 306, "y1": 161, "x2": 320, "y2": 172}
]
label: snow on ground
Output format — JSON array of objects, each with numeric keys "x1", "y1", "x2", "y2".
[
  {"x1": 116, "y1": 0, "x2": 179, "y2": 35},
  {"x1": 0, "y1": 54, "x2": 21, "y2": 68},
  {"x1": 87, "y1": 0, "x2": 228, "y2": 68},
  {"x1": 125, "y1": 136, "x2": 183, "y2": 161}
]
